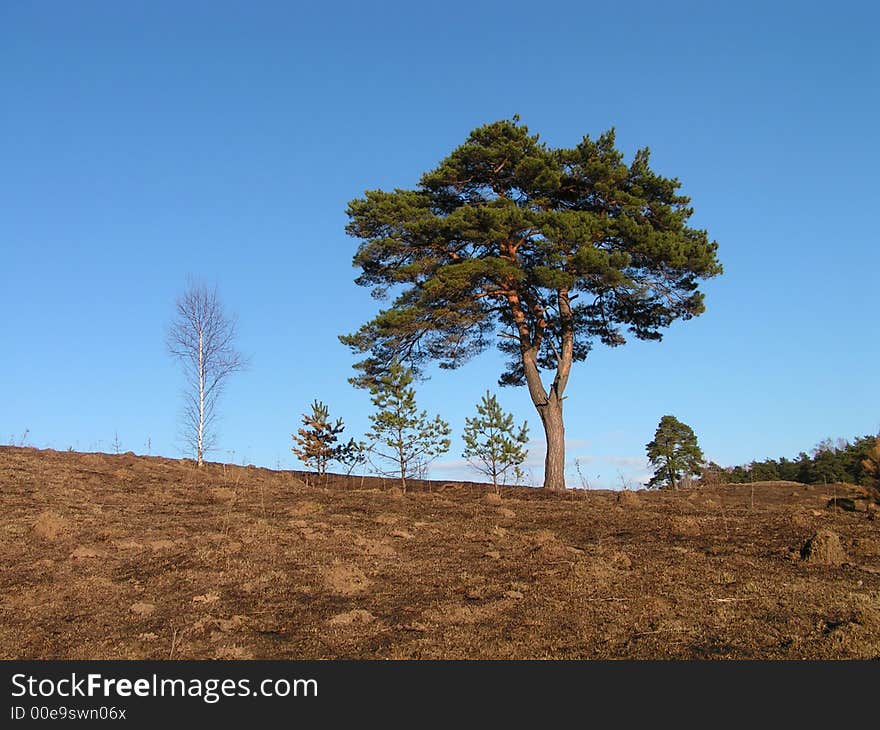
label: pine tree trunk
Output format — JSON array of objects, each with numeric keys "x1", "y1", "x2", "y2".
[
  {"x1": 398, "y1": 430, "x2": 407, "y2": 493},
  {"x1": 539, "y1": 398, "x2": 566, "y2": 492},
  {"x1": 519, "y1": 349, "x2": 568, "y2": 492},
  {"x1": 508, "y1": 287, "x2": 573, "y2": 492}
]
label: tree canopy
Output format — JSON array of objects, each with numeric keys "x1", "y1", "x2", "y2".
[
  {"x1": 646, "y1": 415, "x2": 704, "y2": 489},
  {"x1": 342, "y1": 118, "x2": 721, "y2": 490}
]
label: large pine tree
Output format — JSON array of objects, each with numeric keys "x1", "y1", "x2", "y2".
[{"x1": 341, "y1": 118, "x2": 721, "y2": 490}]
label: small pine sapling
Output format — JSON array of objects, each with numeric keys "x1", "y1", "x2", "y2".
[
  {"x1": 291, "y1": 400, "x2": 347, "y2": 476},
  {"x1": 462, "y1": 391, "x2": 529, "y2": 494},
  {"x1": 366, "y1": 362, "x2": 451, "y2": 492}
]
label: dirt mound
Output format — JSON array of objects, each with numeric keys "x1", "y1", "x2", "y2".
[
  {"x1": 617, "y1": 490, "x2": 640, "y2": 507},
  {"x1": 328, "y1": 609, "x2": 375, "y2": 626},
  {"x1": 323, "y1": 564, "x2": 370, "y2": 595},
  {"x1": 801, "y1": 529, "x2": 848, "y2": 565},
  {"x1": 827, "y1": 497, "x2": 874, "y2": 513},
  {"x1": 69, "y1": 545, "x2": 104, "y2": 560},
  {"x1": 32, "y1": 511, "x2": 67, "y2": 541},
  {"x1": 129, "y1": 602, "x2": 156, "y2": 616}
]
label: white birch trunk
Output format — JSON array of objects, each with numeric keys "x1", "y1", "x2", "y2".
[{"x1": 197, "y1": 329, "x2": 204, "y2": 467}]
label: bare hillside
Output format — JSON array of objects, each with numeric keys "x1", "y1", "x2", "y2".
[{"x1": 1, "y1": 446, "x2": 878, "y2": 659}]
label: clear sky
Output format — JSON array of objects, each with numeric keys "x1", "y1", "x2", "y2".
[{"x1": 2, "y1": 1, "x2": 877, "y2": 488}]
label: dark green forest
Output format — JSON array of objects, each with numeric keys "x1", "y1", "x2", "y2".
[{"x1": 704, "y1": 434, "x2": 879, "y2": 486}]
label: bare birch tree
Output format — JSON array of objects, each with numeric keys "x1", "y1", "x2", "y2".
[{"x1": 167, "y1": 282, "x2": 245, "y2": 466}]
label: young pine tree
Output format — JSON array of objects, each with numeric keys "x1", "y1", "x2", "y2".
[
  {"x1": 291, "y1": 400, "x2": 348, "y2": 476},
  {"x1": 462, "y1": 391, "x2": 529, "y2": 494},
  {"x1": 366, "y1": 362, "x2": 451, "y2": 492},
  {"x1": 338, "y1": 438, "x2": 369, "y2": 477},
  {"x1": 646, "y1": 415, "x2": 704, "y2": 490}
]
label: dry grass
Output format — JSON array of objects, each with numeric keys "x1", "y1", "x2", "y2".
[{"x1": 1, "y1": 446, "x2": 879, "y2": 659}]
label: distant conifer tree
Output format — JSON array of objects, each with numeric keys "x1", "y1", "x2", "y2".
[{"x1": 646, "y1": 415, "x2": 704, "y2": 489}]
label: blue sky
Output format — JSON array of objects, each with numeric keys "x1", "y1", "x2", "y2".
[{"x1": 2, "y1": 1, "x2": 877, "y2": 487}]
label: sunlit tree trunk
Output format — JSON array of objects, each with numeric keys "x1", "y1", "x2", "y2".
[{"x1": 197, "y1": 329, "x2": 204, "y2": 467}]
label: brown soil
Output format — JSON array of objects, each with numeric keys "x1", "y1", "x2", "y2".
[
  {"x1": 801, "y1": 529, "x2": 848, "y2": 565},
  {"x1": 2, "y1": 446, "x2": 879, "y2": 659}
]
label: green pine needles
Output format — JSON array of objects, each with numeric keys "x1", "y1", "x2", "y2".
[
  {"x1": 462, "y1": 391, "x2": 529, "y2": 493},
  {"x1": 366, "y1": 362, "x2": 451, "y2": 491},
  {"x1": 291, "y1": 400, "x2": 362, "y2": 476},
  {"x1": 646, "y1": 415, "x2": 704, "y2": 489},
  {"x1": 341, "y1": 117, "x2": 721, "y2": 490}
]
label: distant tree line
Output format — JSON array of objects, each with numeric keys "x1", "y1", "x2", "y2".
[{"x1": 702, "y1": 434, "x2": 880, "y2": 487}]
